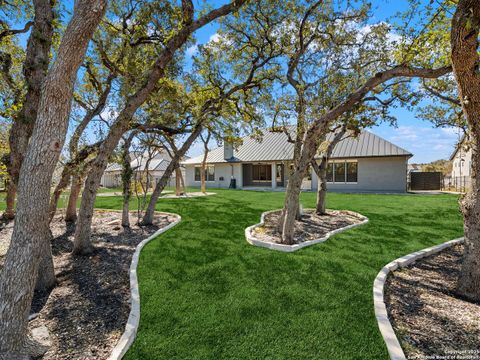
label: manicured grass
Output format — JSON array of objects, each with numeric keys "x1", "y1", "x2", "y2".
[{"x1": 93, "y1": 189, "x2": 463, "y2": 360}]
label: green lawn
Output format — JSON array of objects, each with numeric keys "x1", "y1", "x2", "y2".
[{"x1": 92, "y1": 189, "x2": 463, "y2": 360}]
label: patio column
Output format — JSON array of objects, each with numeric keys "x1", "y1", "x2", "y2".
[{"x1": 271, "y1": 163, "x2": 277, "y2": 189}]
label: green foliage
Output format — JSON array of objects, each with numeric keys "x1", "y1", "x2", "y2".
[
  {"x1": 422, "y1": 159, "x2": 453, "y2": 175},
  {"x1": 0, "y1": 121, "x2": 9, "y2": 180}
]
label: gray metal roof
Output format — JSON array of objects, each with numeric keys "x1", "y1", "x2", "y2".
[
  {"x1": 183, "y1": 129, "x2": 412, "y2": 165},
  {"x1": 105, "y1": 150, "x2": 173, "y2": 173}
]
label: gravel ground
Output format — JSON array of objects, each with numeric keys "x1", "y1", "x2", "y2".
[
  {"x1": 0, "y1": 210, "x2": 176, "y2": 359},
  {"x1": 385, "y1": 244, "x2": 480, "y2": 360},
  {"x1": 253, "y1": 209, "x2": 364, "y2": 244}
]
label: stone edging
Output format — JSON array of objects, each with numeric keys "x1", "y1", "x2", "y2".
[
  {"x1": 373, "y1": 237, "x2": 465, "y2": 360},
  {"x1": 245, "y1": 209, "x2": 369, "y2": 252},
  {"x1": 108, "y1": 211, "x2": 182, "y2": 360}
]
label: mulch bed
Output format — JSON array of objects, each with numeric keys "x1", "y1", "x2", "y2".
[
  {"x1": 252, "y1": 209, "x2": 364, "y2": 244},
  {"x1": 0, "y1": 210, "x2": 176, "y2": 359},
  {"x1": 384, "y1": 244, "x2": 480, "y2": 359}
]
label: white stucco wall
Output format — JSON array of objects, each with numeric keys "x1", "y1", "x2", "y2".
[
  {"x1": 451, "y1": 146, "x2": 472, "y2": 178},
  {"x1": 324, "y1": 157, "x2": 408, "y2": 193},
  {"x1": 185, "y1": 163, "x2": 242, "y2": 189}
]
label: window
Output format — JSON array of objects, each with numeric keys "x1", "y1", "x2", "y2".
[
  {"x1": 326, "y1": 161, "x2": 358, "y2": 183},
  {"x1": 194, "y1": 166, "x2": 215, "y2": 181},
  {"x1": 326, "y1": 163, "x2": 334, "y2": 182},
  {"x1": 252, "y1": 164, "x2": 272, "y2": 181},
  {"x1": 346, "y1": 162, "x2": 358, "y2": 182},
  {"x1": 334, "y1": 162, "x2": 345, "y2": 182}
]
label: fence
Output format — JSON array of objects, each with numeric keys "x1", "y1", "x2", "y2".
[
  {"x1": 409, "y1": 172, "x2": 442, "y2": 191},
  {"x1": 442, "y1": 175, "x2": 471, "y2": 193}
]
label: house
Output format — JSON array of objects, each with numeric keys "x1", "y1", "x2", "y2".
[
  {"x1": 100, "y1": 150, "x2": 186, "y2": 188},
  {"x1": 449, "y1": 135, "x2": 472, "y2": 190},
  {"x1": 407, "y1": 163, "x2": 422, "y2": 173},
  {"x1": 183, "y1": 129, "x2": 413, "y2": 193}
]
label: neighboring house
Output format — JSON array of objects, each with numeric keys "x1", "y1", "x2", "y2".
[
  {"x1": 100, "y1": 150, "x2": 186, "y2": 188},
  {"x1": 407, "y1": 163, "x2": 422, "y2": 173},
  {"x1": 183, "y1": 129, "x2": 412, "y2": 193},
  {"x1": 449, "y1": 135, "x2": 472, "y2": 189}
]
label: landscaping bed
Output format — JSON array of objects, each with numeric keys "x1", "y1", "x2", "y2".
[
  {"x1": 0, "y1": 210, "x2": 176, "y2": 359},
  {"x1": 252, "y1": 208, "x2": 365, "y2": 244},
  {"x1": 384, "y1": 244, "x2": 480, "y2": 359}
]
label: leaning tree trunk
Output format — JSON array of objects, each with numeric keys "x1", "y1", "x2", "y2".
[
  {"x1": 0, "y1": 1, "x2": 106, "y2": 357},
  {"x1": 451, "y1": 0, "x2": 480, "y2": 302},
  {"x1": 142, "y1": 126, "x2": 203, "y2": 225},
  {"x1": 49, "y1": 168, "x2": 71, "y2": 222},
  {"x1": 72, "y1": 0, "x2": 247, "y2": 252},
  {"x1": 121, "y1": 133, "x2": 135, "y2": 227},
  {"x1": 65, "y1": 174, "x2": 83, "y2": 223},
  {"x1": 3, "y1": 0, "x2": 54, "y2": 220}
]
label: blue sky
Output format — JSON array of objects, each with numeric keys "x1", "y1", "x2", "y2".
[
  {"x1": 6, "y1": 0, "x2": 460, "y2": 163},
  {"x1": 184, "y1": 0, "x2": 461, "y2": 163}
]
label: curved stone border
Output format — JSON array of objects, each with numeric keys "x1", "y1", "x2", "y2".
[
  {"x1": 373, "y1": 237, "x2": 465, "y2": 360},
  {"x1": 108, "y1": 211, "x2": 182, "y2": 360},
  {"x1": 245, "y1": 209, "x2": 369, "y2": 252}
]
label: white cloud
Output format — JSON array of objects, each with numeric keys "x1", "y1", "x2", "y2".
[
  {"x1": 381, "y1": 125, "x2": 461, "y2": 163},
  {"x1": 186, "y1": 45, "x2": 198, "y2": 57},
  {"x1": 208, "y1": 33, "x2": 221, "y2": 43},
  {"x1": 100, "y1": 107, "x2": 119, "y2": 122}
]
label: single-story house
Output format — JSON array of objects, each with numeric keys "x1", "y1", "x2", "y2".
[
  {"x1": 182, "y1": 129, "x2": 413, "y2": 193},
  {"x1": 100, "y1": 150, "x2": 186, "y2": 188}
]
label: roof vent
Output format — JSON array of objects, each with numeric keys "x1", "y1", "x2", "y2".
[{"x1": 224, "y1": 141, "x2": 234, "y2": 160}]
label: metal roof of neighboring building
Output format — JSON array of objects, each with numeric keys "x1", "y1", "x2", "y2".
[
  {"x1": 183, "y1": 128, "x2": 412, "y2": 165},
  {"x1": 105, "y1": 150, "x2": 173, "y2": 173}
]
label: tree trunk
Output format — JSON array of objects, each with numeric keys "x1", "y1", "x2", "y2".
[
  {"x1": 49, "y1": 170, "x2": 71, "y2": 222},
  {"x1": 3, "y1": 182, "x2": 16, "y2": 220},
  {"x1": 200, "y1": 131, "x2": 211, "y2": 194},
  {"x1": 312, "y1": 157, "x2": 328, "y2": 215},
  {"x1": 450, "y1": 0, "x2": 480, "y2": 302},
  {"x1": 311, "y1": 128, "x2": 346, "y2": 215},
  {"x1": 142, "y1": 126, "x2": 202, "y2": 225},
  {"x1": 200, "y1": 163, "x2": 206, "y2": 193},
  {"x1": 179, "y1": 166, "x2": 186, "y2": 193},
  {"x1": 48, "y1": 143, "x2": 101, "y2": 221},
  {"x1": 3, "y1": 0, "x2": 55, "y2": 221},
  {"x1": 72, "y1": 0, "x2": 247, "y2": 252},
  {"x1": 121, "y1": 133, "x2": 135, "y2": 228},
  {"x1": 65, "y1": 174, "x2": 83, "y2": 223},
  {"x1": 280, "y1": 169, "x2": 305, "y2": 245},
  {"x1": 0, "y1": 1, "x2": 106, "y2": 357},
  {"x1": 122, "y1": 192, "x2": 130, "y2": 227},
  {"x1": 73, "y1": 164, "x2": 104, "y2": 255},
  {"x1": 175, "y1": 167, "x2": 182, "y2": 196},
  {"x1": 35, "y1": 231, "x2": 56, "y2": 292}
]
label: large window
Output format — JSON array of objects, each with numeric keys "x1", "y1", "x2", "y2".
[
  {"x1": 194, "y1": 165, "x2": 215, "y2": 182},
  {"x1": 327, "y1": 163, "x2": 334, "y2": 182},
  {"x1": 252, "y1": 164, "x2": 272, "y2": 181},
  {"x1": 326, "y1": 161, "x2": 358, "y2": 183},
  {"x1": 346, "y1": 162, "x2": 358, "y2": 182}
]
